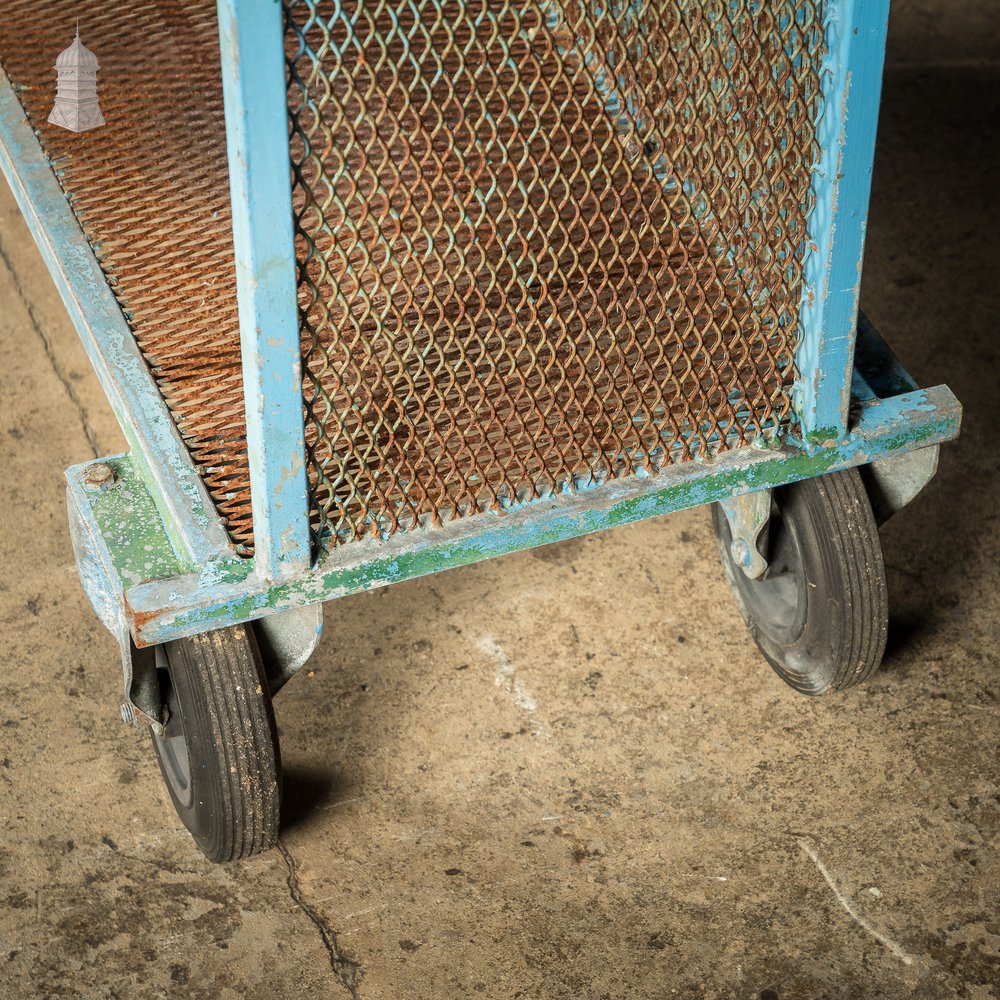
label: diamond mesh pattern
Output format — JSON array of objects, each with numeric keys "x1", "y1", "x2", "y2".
[
  {"x1": 0, "y1": 2, "x2": 254, "y2": 553},
  {"x1": 286, "y1": 0, "x2": 825, "y2": 552},
  {"x1": 1, "y1": 2, "x2": 825, "y2": 560}
]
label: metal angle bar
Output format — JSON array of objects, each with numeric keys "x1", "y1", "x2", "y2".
[
  {"x1": 122, "y1": 381, "x2": 961, "y2": 646},
  {"x1": 217, "y1": 0, "x2": 311, "y2": 578},
  {"x1": 795, "y1": 0, "x2": 891, "y2": 444},
  {"x1": 0, "y1": 68, "x2": 232, "y2": 568}
]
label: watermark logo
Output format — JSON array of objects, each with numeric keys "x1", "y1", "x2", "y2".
[{"x1": 48, "y1": 24, "x2": 104, "y2": 133}]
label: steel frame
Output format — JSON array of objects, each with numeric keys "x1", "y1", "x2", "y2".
[
  {"x1": 217, "y1": 0, "x2": 311, "y2": 578},
  {"x1": 65, "y1": 319, "x2": 958, "y2": 653},
  {"x1": 0, "y1": 1, "x2": 960, "y2": 700},
  {"x1": 795, "y1": 0, "x2": 892, "y2": 445}
]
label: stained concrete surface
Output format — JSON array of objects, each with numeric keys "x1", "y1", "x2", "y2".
[{"x1": 0, "y1": 2, "x2": 997, "y2": 997}]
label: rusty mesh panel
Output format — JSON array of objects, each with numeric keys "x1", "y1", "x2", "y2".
[
  {"x1": 0, "y1": 2, "x2": 255, "y2": 554},
  {"x1": 286, "y1": 0, "x2": 825, "y2": 552}
]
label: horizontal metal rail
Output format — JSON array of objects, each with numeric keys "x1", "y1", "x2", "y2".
[
  {"x1": 121, "y1": 381, "x2": 962, "y2": 646},
  {"x1": 66, "y1": 317, "x2": 960, "y2": 648}
]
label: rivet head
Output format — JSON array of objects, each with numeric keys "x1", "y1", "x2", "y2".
[{"x1": 83, "y1": 462, "x2": 115, "y2": 492}]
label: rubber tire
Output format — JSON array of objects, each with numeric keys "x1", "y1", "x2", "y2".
[
  {"x1": 712, "y1": 467, "x2": 888, "y2": 695},
  {"x1": 150, "y1": 624, "x2": 281, "y2": 862}
]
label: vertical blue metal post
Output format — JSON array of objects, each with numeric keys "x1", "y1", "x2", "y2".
[
  {"x1": 795, "y1": 0, "x2": 891, "y2": 446},
  {"x1": 217, "y1": 0, "x2": 311, "y2": 577}
]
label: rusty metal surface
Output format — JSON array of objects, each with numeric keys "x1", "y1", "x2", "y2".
[
  {"x1": 286, "y1": 0, "x2": 826, "y2": 553},
  {"x1": 0, "y1": 2, "x2": 256, "y2": 554},
  {"x1": 1, "y1": 1, "x2": 826, "y2": 562}
]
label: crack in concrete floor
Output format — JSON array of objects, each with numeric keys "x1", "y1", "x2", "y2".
[
  {"x1": 277, "y1": 840, "x2": 363, "y2": 998},
  {"x1": 0, "y1": 234, "x2": 100, "y2": 460}
]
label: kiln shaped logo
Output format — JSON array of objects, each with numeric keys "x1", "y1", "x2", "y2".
[{"x1": 48, "y1": 24, "x2": 104, "y2": 132}]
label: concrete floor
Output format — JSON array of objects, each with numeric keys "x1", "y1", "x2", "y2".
[{"x1": 1, "y1": 2, "x2": 997, "y2": 997}]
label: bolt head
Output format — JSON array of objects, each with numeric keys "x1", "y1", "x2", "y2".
[
  {"x1": 83, "y1": 462, "x2": 115, "y2": 492},
  {"x1": 729, "y1": 538, "x2": 751, "y2": 566}
]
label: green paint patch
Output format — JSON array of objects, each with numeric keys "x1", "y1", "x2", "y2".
[
  {"x1": 804, "y1": 426, "x2": 841, "y2": 448},
  {"x1": 84, "y1": 456, "x2": 190, "y2": 586}
]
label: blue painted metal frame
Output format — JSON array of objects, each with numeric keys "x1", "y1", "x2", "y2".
[
  {"x1": 66, "y1": 316, "x2": 960, "y2": 650},
  {"x1": 4, "y1": 3, "x2": 961, "y2": 674},
  {"x1": 217, "y1": 0, "x2": 312, "y2": 578},
  {"x1": 0, "y1": 68, "x2": 232, "y2": 569},
  {"x1": 795, "y1": 0, "x2": 891, "y2": 444}
]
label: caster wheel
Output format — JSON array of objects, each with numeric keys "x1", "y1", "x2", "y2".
[
  {"x1": 151, "y1": 623, "x2": 281, "y2": 862},
  {"x1": 712, "y1": 467, "x2": 888, "y2": 695}
]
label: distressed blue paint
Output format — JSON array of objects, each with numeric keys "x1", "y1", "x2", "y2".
[
  {"x1": 0, "y1": 69, "x2": 232, "y2": 568},
  {"x1": 70, "y1": 309, "x2": 959, "y2": 649},
  {"x1": 217, "y1": 0, "x2": 311, "y2": 577},
  {"x1": 796, "y1": 0, "x2": 891, "y2": 442},
  {"x1": 124, "y1": 379, "x2": 960, "y2": 646}
]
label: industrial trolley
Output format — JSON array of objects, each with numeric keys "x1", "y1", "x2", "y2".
[{"x1": 0, "y1": 1, "x2": 961, "y2": 861}]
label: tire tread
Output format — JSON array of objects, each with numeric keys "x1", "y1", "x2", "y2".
[
  {"x1": 814, "y1": 468, "x2": 888, "y2": 691},
  {"x1": 712, "y1": 467, "x2": 888, "y2": 695},
  {"x1": 157, "y1": 624, "x2": 280, "y2": 862}
]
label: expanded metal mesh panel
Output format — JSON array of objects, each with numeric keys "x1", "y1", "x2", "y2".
[
  {"x1": 3, "y1": 2, "x2": 825, "y2": 562},
  {"x1": 286, "y1": 0, "x2": 825, "y2": 552},
  {"x1": 0, "y1": 2, "x2": 255, "y2": 554}
]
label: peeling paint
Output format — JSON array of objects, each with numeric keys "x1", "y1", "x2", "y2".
[
  {"x1": 795, "y1": 1, "x2": 890, "y2": 444},
  {"x1": 219, "y1": 0, "x2": 311, "y2": 578},
  {"x1": 72, "y1": 375, "x2": 961, "y2": 649}
]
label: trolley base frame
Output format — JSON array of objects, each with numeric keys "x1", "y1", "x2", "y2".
[{"x1": 67, "y1": 319, "x2": 960, "y2": 709}]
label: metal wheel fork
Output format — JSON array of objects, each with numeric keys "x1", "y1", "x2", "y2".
[{"x1": 718, "y1": 489, "x2": 773, "y2": 581}]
